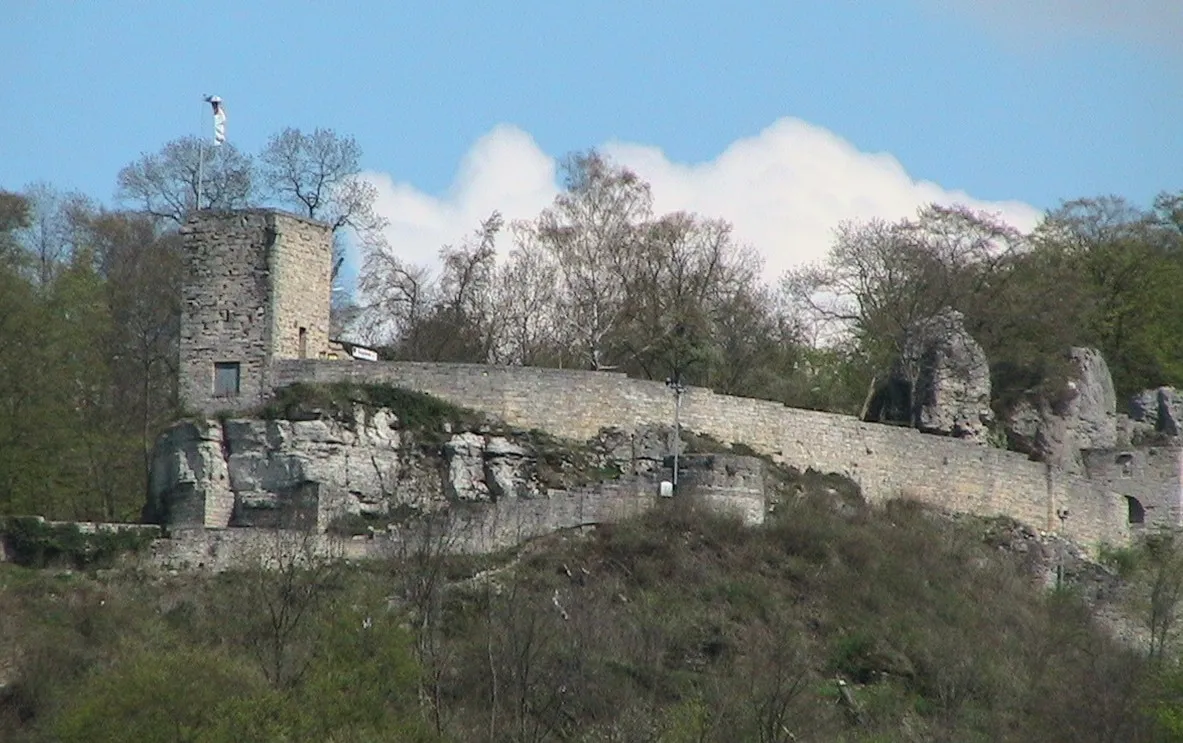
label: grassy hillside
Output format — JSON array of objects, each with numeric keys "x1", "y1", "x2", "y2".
[{"x1": 1, "y1": 473, "x2": 1180, "y2": 742}]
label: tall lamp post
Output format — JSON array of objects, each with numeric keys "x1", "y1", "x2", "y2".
[
  {"x1": 1055, "y1": 508, "x2": 1070, "y2": 589},
  {"x1": 665, "y1": 376, "x2": 687, "y2": 489}
]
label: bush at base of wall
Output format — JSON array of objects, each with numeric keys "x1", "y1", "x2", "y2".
[{"x1": 0, "y1": 517, "x2": 158, "y2": 570}]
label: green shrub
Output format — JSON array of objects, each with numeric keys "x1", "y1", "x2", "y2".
[
  {"x1": 259, "y1": 382, "x2": 482, "y2": 433},
  {"x1": 1098, "y1": 542, "x2": 1141, "y2": 577},
  {"x1": 0, "y1": 517, "x2": 156, "y2": 570}
]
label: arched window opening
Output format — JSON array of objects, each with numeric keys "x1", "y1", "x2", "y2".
[{"x1": 1126, "y1": 496, "x2": 1145, "y2": 526}]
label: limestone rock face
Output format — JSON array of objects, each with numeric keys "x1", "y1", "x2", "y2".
[
  {"x1": 1062, "y1": 347, "x2": 1118, "y2": 450},
  {"x1": 442, "y1": 433, "x2": 539, "y2": 502},
  {"x1": 483, "y1": 436, "x2": 533, "y2": 500},
  {"x1": 149, "y1": 410, "x2": 548, "y2": 532},
  {"x1": 1130, "y1": 387, "x2": 1182, "y2": 439},
  {"x1": 900, "y1": 309, "x2": 993, "y2": 444},
  {"x1": 147, "y1": 420, "x2": 234, "y2": 527},
  {"x1": 1004, "y1": 347, "x2": 1118, "y2": 472},
  {"x1": 596, "y1": 425, "x2": 680, "y2": 476},
  {"x1": 444, "y1": 432, "x2": 489, "y2": 502}
]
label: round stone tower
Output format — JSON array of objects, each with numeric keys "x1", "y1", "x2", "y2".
[{"x1": 178, "y1": 209, "x2": 333, "y2": 415}]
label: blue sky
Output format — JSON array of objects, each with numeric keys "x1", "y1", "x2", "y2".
[{"x1": 2, "y1": 1, "x2": 1180, "y2": 278}]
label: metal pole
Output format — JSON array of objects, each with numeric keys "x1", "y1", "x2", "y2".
[
  {"x1": 197, "y1": 140, "x2": 204, "y2": 211},
  {"x1": 673, "y1": 386, "x2": 682, "y2": 488},
  {"x1": 666, "y1": 376, "x2": 686, "y2": 489},
  {"x1": 196, "y1": 95, "x2": 207, "y2": 211}
]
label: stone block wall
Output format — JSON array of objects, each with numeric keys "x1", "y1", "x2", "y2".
[
  {"x1": 273, "y1": 360, "x2": 1132, "y2": 549},
  {"x1": 675, "y1": 454, "x2": 766, "y2": 526},
  {"x1": 268, "y1": 213, "x2": 332, "y2": 363},
  {"x1": 1084, "y1": 445, "x2": 1183, "y2": 530},
  {"x1": 180, "y1": 209, "x2": 331, "y2": 415},
  {"x1": 149, "y1": 479, "x2": 660, "y2": 572}
]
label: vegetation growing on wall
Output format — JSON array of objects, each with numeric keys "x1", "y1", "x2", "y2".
[
  {"x1": 0, "y1": 517, "x2": 157, "y2": 570},
  {"x1": 257, "y1": 381, "x2": 484, "y2": 432}
]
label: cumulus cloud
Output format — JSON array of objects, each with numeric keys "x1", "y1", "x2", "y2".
[
  {"x1": 359, "y1": 117, "x2": 1041, "y2": 285},
  {"x1": 360, "y1": 124, "x2": 558, "y2": 275},
  {"x1": 933, "y1": 0, "x2": 1183, "y2": 49}
]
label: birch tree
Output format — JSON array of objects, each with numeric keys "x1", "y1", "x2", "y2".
[
  {"x1": 495, "y1": 228, "x2": 563, "y2": 366},
  {"x1": 529, "y1": 151, "x2": 651, "y2": 370}
]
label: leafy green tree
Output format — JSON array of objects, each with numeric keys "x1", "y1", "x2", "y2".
[
  {"x1": 1035, "y1": 195, "x2": 1183, "y2": 398},
  {"x1": 0, "y1": 191, "x2": 43, "y2": 515},
  {"x1": 81, "y1": 210, "x2": 182, "y2": 486},
  {"x1": 0, "y1": 190, "x2": 32, "y2": 260},
  {"x1": 52, "y1": 646, "x2": 274, "y2": 743}
]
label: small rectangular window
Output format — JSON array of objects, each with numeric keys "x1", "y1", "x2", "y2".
[
  {"x1": 298, "y1": 327, "x2": 308, "y2": 359},
  {"x1": 213, "y1": 362, "x2": 241, "y2": 397}
]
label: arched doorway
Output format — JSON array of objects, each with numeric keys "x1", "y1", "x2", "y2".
[{"x1": 1125, "y1": 495, "x2": 1146, "y2": 526}]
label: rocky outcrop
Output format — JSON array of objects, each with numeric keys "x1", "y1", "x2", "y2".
[
  {"x1": 1005, "y1": 347, "x2": 1118, "y2": 472},
  {"x1": 596, "y1": 424, "x2": 680, "y2": 476},
  {"x1": 149, "y1": 409, "x2": 561, "y2": 532},
  {"x1": 882, "y1": 309, "x2": 993, "y2": 443},
  {"x1": 1129, "y1": 387, "x2": 1182, "y2": 440},
  {"x1": 1063, "y1": 348, "x2": 1118, "y2": 449},
  {"x1": 443, "y1": 432, "x2": 537, "y2": 502}
]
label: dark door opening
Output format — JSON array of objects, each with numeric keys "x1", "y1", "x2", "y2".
[{"x1": 1126, "y1": 496, "x2": 1146, "y2": 525}]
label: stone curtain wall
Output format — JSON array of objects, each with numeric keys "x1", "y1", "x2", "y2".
[
  {"x1": 274, "y1": 360, "x2": 1131, "y2": 549},
  {"x1": 150, "y1": 481, "x2": 657, "y2": 572},
  {"x1": 180, "y1": 210, "x2": 332, "y2": 415}
]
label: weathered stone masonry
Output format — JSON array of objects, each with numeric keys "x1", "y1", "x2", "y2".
[
  {"x1": 180, "y1": 210, "x2": 332, "y2": 415},
  {"x1": 272, "y1": 360, "x2": 1140, "y2": 549},
  {"x1": 173, "y1": 207, "x2": 1180, "y2": 555}
]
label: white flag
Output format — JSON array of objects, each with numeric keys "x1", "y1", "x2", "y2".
[{"x1": 205, "y1": 95, "x2": 226, "y2": 145}]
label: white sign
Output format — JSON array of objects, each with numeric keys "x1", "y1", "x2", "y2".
[{"x1": 350, "y1": 346, "x2": 378, "y2": 362}]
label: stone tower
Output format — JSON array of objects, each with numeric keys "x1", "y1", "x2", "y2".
[{"x1": 179, "y1": 209, "x2": 333, "y2": 415}]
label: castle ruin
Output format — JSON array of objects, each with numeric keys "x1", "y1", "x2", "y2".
[{"x1": 164, "y1": 208, "x2": 1183, "y2": 557}]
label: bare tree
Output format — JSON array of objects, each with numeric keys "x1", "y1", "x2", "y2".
[
  {"x1": 356, "y1": 249, "x2": 434, "y2": 349},
  {"x1": 784, "y1": 204, "x2": 1025, "y2": 415},
  {"x1": 616, "y1": 212, "x2": 761, "y2": 383},
  {"x1": 116, "y1": 136, "x2": 254, "y2": 225},
  {"x1": 259, "y1": 127, "x2": 389, "y2": 284},
  {"x1": 357, "y1": 213, "x2": 503, "y2": 361},
  {"x1": 17, "y1": 182, "x2": 93, "y2": 286},
  {"x1": 527, "y1": 150, "x2": 652, "y2": 370},
  {"x1": 386, "y1": 510, "x2": 465, "y2": 735},
  {"x1": 495, "y1": 228, "x2": 563, "y2": 366},
  {"x1": 237, "y1": 530, "x2": 344, "y2": 689}
]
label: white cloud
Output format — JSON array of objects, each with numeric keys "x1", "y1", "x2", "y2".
[
  {"x1": 359, "y1": 124, "x2": 557, "y2": 275},
  {"x1": 932, "y1": 0, "x2": 1183, "y2": 49},
  {"x1": 358, "y1": 117, "x2": 1041, "y2": 285}
]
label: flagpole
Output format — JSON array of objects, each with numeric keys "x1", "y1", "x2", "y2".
[{"x1": 197, "y1": 94, "x2": 206, "y2": 211}]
